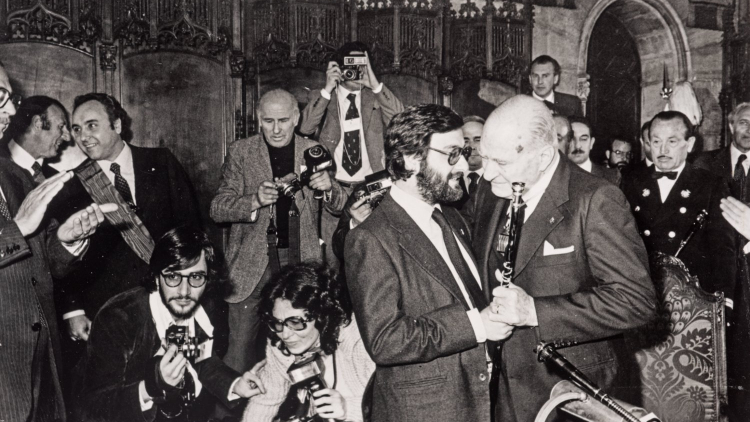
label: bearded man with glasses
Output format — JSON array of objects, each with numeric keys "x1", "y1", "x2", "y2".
[{"x1": 74, "y1": 226, "x2": 264, "y2": 421}]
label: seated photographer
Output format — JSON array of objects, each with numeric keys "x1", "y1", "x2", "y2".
[
  {"x1": 242, "y1": 261, "x2": 375, "y2": 422},
  {"x1": 210, "y1": 88, "x2": 346, "y2": 375},
  {"x1": 73, "y1": 225, "x2": 264, "y2": 421}
]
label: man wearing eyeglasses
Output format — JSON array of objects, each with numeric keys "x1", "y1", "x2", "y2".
[
  {"x1": 0, "y1": 62, "x2": 115, "y2": 422},
  {"x1": 462, "y1": 95, "x2": 655, "y2": 422},
  {"x1": 606, "y1": 137, "x2": 633, "y2": 171},
  {"x1": 346, "y1": 104, "x2": 512, "y2": 422},
  {"x1": 74, "y1": 226, "x2": 264, "y2": 421}
]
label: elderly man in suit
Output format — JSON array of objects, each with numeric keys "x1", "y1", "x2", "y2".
[
  {"x1": 568, "y1": 116, "x2": 621, "y2": 186},
  {"x1": 56, "y1": 93, "x2": 201, "y2": 347},
  {"x1": 695, "y1": 102, "x2": 750, "y2": 420},
  {"x1": 0, "y1": 62, "x2": 114, "y2": 422},
  {"x1": 299, "y1": 41, "x2": 404, "y2": 267},
  {"x1": 211, "y1": 89, "x2": 346, "y2": 374},
  {"x1": 462, "y1": 95, "x2": 656, "y2": 422},
  {"x1": 529, "y1": 55, "x2": 583, "y2": 118},
  {"x1": 346, "y1": 104, "x2": 512, "y2": 422}
]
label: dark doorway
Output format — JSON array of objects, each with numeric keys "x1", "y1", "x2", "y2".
[{"x1": 586, "y1": 10, "x2": 642, "y2": 165}]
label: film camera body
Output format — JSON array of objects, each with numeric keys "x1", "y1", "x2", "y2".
[
  {"x1": 353, "y1": 170, "x2": 392, "y2": 209},
  {"x1": 342, "y1": 53, "x2": 367, "y2": 81},
  {"x1": 166, "y1": 325, "x2": 200, "y2": 362},
  {"x1": 275, "y1": 145, "x2": 335, "y2": 199},
  {"x1": 275, "y1": 353, "x2": 334, "y2": 422}
]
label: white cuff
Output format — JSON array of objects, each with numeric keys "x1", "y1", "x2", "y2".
[
  {"x1": 323, "y1": 190, "x2": 332, "y2": 203},
  {"x1": 249, "y1": 209, "x2": 259, "y2": 223},
  {"x1": 63, "y1": 310, "x2": 86, "y2": 320},
  {"x1": 349, "y1": 218, "x2": 358, "y2": 230},
  {"x1": 139, "y1": 381, "x2": 154, "y2": 411},
  {"x1": 467, "y1": 308, "x2": 487, "y2": 343},
  {"x1": 63, "y1": 238, "x2": 89, "y2": 256},
  {"x1": 227, "y1": 377, "x2": 242, "y2": 401},
  {"x1": 726, "y1": 298, "x2": 734, "y2": 310},
  {"x1": 743, "y1": 241, "x2": 750, "y2": 255},
  {"x1": 320, "y1": 89, "x2": 332, "y2": 100},
  {"x1": 372, "y1": 82, "x2": 384, "y2": 94}
]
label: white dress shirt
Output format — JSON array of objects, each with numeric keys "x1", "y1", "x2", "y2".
[
  {"x1": 730, "y1": 143, "x2": 750, "y2": 177},
  {"x1": 8, "y1": 140, "x2": 42, "y2": 175},
  {"x1": 532, "y1": 91, "x2": 555, "y2": 104},
  {"x1": 578, "y1": 158, "x2": 593, "y2": 173},
  {"x1": 520, "y1": 152, "x2": 560, "y2": 223},
  {"x1": 389, "y1": 183, "x2": 487, "y2": 342},
  {"x1": 97, "y1": 142, "x2": 136, "y2": 204},
  {"x1": 654, "y1": 162, "x2": 685, "y2": 203}
]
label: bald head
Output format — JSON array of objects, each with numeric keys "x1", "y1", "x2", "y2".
[
  {"x1": 257, "y1": 89, "x2": 300, "y2": 148},
  {"x1": 481, "y1": 95, "x2": 557, "y2": 198}
]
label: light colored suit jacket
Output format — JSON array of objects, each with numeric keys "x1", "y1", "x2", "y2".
[
  {"x1": 210, "y1": 134, "x2": 346, "y2": 302},
  {"x1": 299, "y1": 86, "x2": 404, "y2": 173}
]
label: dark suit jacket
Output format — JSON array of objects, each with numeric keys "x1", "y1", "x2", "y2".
[
  {"x1": 299, "y1": 86, "x2": 404, "y2": 173},
  {"x1": 53, "y1": 145, "x2": 201, "y2": 317},
  {"x1": 74, "y1": 287, "x2": 240, "y2": 422},
  {"x1": 590, "y1": 162, "x2": 622, "y2": 187},
  {"x1": 0, "y1": 156, "x2": 76, "y2": 422},
  {"x1": 461, "y1": 155, "x2": 656, "y2": 422},
  {"x1": 345, "y1": 195, "x2": 491, "y2": 422},
  {"x1": 622, "y1": 163, "x2": 737, "y2": 299},
  {"x1": 542, "y1": 91, "x2": 583, "y2": 118}
]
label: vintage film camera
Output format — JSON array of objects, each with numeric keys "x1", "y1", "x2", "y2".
[
  {"x1": 275, "y1": 353, "x2": 334, "y2": 422},
  {"x1": 341, "y1": 53, "x2": 367, "y2": 81},
  {"x1": 353, "y1": 170, "x2": 392, "y2": 209},
  {"x1": 166, "y1": 325, "x2": 200, "y2": 363},
  {"x1": 275, "y1": 145, "x2": 334, "y2": 199}
]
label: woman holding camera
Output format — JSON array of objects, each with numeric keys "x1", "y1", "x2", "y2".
[{"x1": 242, "y1": 262, "x2": 374, "y2": 422}]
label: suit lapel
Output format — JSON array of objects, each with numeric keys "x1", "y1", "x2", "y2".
[
  {"x1": 131, "y1": 146, "x2": 156, "y2": 215},
  {"x1": 328, "y1": 92, "x2": 342, "y2": 145},
  {"x1": 476, "y1": 180, "x2": 507, "y2": 291},
  {"x1": 514, "y1": 157, "x2": 570, "y2": 277},
  {"x1": 0, "y1": 164, "x2": 27, "y2": 215},
  {"x1": 381, "y1": 196, "x2": 471, "y2": 309},
  {"x1": 718, "y1": 147, "x2": 732, "y2": 180},
  {"x1": 361, "y1": 88, "x2": 374, "y2": 135}
]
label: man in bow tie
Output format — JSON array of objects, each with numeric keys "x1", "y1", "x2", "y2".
[{"x1": 622, "y1": 110, "x2": 737, "y2": 302}]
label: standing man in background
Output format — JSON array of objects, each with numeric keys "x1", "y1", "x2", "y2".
[{"x1": 529, "y1": 55, "x2": 583, "y2": 118}]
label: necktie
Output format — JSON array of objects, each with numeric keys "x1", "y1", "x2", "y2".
[
  {"x1": 110, "y1": 163, "x2": 136, "y2": 210},
  {"x1": 652, "y1": 170, "x2": 678, "y2": 180},
  {"x1": 468, "y1": 172, "x2": 479, "y2": 195},
  {"x1": 30, "y1": 162, "x2": 45, "y2": 185},
  {"x1": 543, "y1": 100, "x2": 557, "y2": 115},
  {"x1": 0, "y1": 193, "x2": 11, "y2": 220},
  {"x1": 734, "y1": 154, "x2": 747, "y2": 202},
  {"x1": 341, "y1": 93, "x2": 362, "y2": 176},
  {"x1": 432, "y1": 208, "x2": 488, "y2": 309}
]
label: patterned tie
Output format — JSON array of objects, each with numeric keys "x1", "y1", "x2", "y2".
[
  {"x1": 110, "y1": 163, "x2": 136, "y2": 210},
  {"x1": 734, "y1": 154, "x2": 747, "y2": 202},
  {"x1": 341, "y1": 93, "x2": 362, "y2": 176},
  {"x1": 0, "y1": 193, "x2": 11, "y2": 220},
  {"x1": 30, "y1": 162, "x2": 45, "y2": 185},
  {"x1": 468, "y1": 172, "x2": 479, "y2": 195},
  {"x1": 432, "y1": 208, "x2": 488, "y2": 309}
]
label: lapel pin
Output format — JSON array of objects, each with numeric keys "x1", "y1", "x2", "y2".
[
  {"x1": 549, "y1": 217, "x2": 555, "y2": 224},
  {"x1": 642, "y1": 189, "x2": 650, "y2": 197},
  {"x1": 681, "y1": 189, "x2": 690, "y2": 198}
]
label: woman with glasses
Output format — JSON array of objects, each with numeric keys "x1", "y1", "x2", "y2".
[{"x1": 242, "y1": 262, "x2": 374, "y2": 422}]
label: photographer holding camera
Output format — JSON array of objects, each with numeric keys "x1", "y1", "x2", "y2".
[
  {"x1": 211, "y1": 89, "x2": 346, "y2": 376},
  {"x1": 300, "y1": 41, "x2": 404, "y2": 268},
  {"x1": 74, "y1": 226, "x2": 264, "y2": 422}
]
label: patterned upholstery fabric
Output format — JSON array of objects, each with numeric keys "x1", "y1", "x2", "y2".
[{"x1": 630, "y1": 253, "x2": 728, "y2": 422}]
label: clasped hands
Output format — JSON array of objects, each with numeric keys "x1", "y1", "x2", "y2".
[{"x1": 481, "y1": 269, "x2": 538, "y2": 341}]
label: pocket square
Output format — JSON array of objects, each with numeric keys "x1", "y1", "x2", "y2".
[{"x1": 543, "y1": 240, "x2": 574, "y2": 256}]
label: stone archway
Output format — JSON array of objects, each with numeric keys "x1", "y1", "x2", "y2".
[{"x1": 577, "y1": 0, "x2": 692, "y2": 124}]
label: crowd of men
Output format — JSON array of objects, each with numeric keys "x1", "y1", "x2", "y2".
[{"x1": 2, "y1": 43, "x2": 750, "y2": 422}]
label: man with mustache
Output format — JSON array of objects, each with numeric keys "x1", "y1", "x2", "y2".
[
  {"x1": 623, "y1": 110, "x2": 736, "y2": 314},
  {"x1": 568, "y1": 116, "x2": 621, "y2": 186},
  {"x1": 74, "y1": 226, "x2": 264, "y2": 421},
  {"x1": 346, "y1": 104, "x2": 511, "y2": 422},
  {"x1": 695, "y1": 102, "x2": 750, "y2": 419},
  {"x1": 1, "y1": 96, "x2": 70, "y2": 184}
]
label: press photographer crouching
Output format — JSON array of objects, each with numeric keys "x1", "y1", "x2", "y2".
[
  {"x1": 73, "y1": 226, "x2": 265, "y2": 422},
  {"x1": 242, "y1": 262, "x2": 375, "y2": 422}
]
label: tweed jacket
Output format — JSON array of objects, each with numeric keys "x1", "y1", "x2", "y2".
[{"x1": 210, "y1": 134, "x2": 346, "y2": 302}]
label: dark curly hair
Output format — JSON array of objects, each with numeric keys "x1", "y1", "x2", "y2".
[{"x1": 259, "y1": 262, "x2": 352, "y2": 356}]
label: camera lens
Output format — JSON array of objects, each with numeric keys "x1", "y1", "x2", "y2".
[{"x1": 343, "y1": 69, "x2": 356, "y2": 80}]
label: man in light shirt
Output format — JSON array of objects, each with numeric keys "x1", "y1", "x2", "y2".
[
  {"x1": 300, "y1": 41, "x2": 404, "y2": 267},
  {"x1": 528, "y1": 55, "x2": 583, "y2": 118},
  {"x1": 346, "y1": 104, "x2": 510, "y2": 422},
  {"x1": 75, "y1": 226, "x2": 263, "y2": 421},
  {"x1": 462, "y1": 95, "x2": 655, "y2": 422}
]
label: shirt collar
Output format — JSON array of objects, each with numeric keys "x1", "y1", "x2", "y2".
[
  {"x1": 389, "y1": 183, "x2": 443, "y2": 234},
  {"x1": 532, "y1": 91, "x2": 555, "y2": 103},
  {"x1": 149, "y1": 290, "x2": 213, "y2": 344},
  {"x1": 731, "y1": 142, "x2": 750, "y2": 167},
  {"x1": 470, "y1": 168, "x2": 484, "y2": 178},
  {"x1": 579, "y1": 158, "x2": 593, "y2": 173},
  {"x1": 655, "y1": 161, "x2": 686, "y2": 178},
  {"x1": 523, "y1": 150, "x2": 560, "y2": 205},
  {"x1": 8, "y1": 140, "x2": 42, "y2": 171},
  {"x1": 337, "y1": 83, "x2": 360, "y2": 99},
  {"x1": 645, "y1": 157, "x2": 653, "y2": 167},
  {"x1": 97, "y1": 141, "x2": 131, "y2": 170}
]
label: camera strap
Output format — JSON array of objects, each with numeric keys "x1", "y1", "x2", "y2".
[
  {"x1": 266, "y1": 205, "x2": 282, "y2": 276},
  {"x1": 288, "y1": 198, "x2": 301, "y2": 265}
]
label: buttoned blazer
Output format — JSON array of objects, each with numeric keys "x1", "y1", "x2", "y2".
[
  {"x1": 210, "y1": 134, "x2": 346, "y2": 303},
  {"x1": 53, "y1": 145, "x2": 201, "y2": 317},
  {"x1": 0, "y1": 156, "x2": 75, "y2": 422},
  {"x1": 461, "y1": 155, "x2": 656, "y2": 422},
  {"x1": 344, "y1": 195, "x2": 492, "y2": 422},
  {"x1": 299, "y1": 86, "x2": 404, "y2": 173}
]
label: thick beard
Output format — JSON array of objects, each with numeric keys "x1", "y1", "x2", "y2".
[
  {"x1": 159, "y1": 287, "x2": 198, "y2": 319},
  {"x1": 416, "y1": 161, "x2": 464, "y2": 204}
]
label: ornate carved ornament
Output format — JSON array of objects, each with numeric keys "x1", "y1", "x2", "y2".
[
  {"x1": 254, "y1": 33, "x2": 292, "y2": 73},
  {"x1": 230, "y1": 50, "x2": 246, "y2": 78},
  {"x1": 5, "y1": 0, "x2": 101, "y2": 55},
  {"x1": 296, "y1": 34, "x2": 338, "y2": 70},
  {"x1": 157, "y1": 11, "x2": 229, "y2": 57},
  {"x1": 99, "y1": 43, "x2": 118, "y2": 71},
  {"x1": 114, "y1": 2, "x2": 151, "y2": 50}
]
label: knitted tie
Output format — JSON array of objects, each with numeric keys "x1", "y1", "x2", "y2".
[
  {"x1": 468, "y1": 172, "x2": 480, "y2": 195},
  {"x1": 30, "y1": 162, "x2": 45, "y2": 185},
  {"x1": 341, "y1": 93, "x2": 362, "y2": 176},
  {"x1": 0, "y1": 194, "x2": 11, "y2": 220},
  {"x1": 110, "y1": 163, "x2": 136, "y2": 210},
  {"x1": 734, "y1": 154, "x2": 747, "y2": 202},
  {"x1": 432, "y1": 208, "x2": 487, "y2": 309}
]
